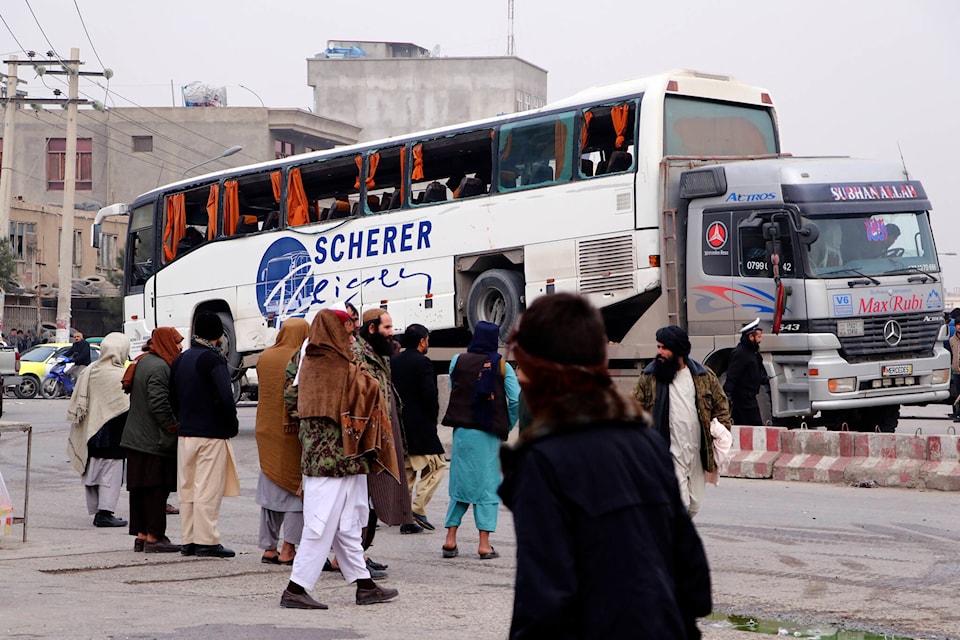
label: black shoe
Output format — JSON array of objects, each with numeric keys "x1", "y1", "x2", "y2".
[
  {"x1": 195, "y1": 544, "x2": 235, "y2": 558},
  {"x1": 356, "y1": 583, "x2": 399, "y2": 605},
  {"x1": 411, "y1": 512, "x2": 435, "y2": 531},
  {"x1": 399, "y1": 523, "x2": 423, "y2": 534},
  {"x1": 144, "y1": 537, "x2": 182, "y2": 553},
  {"x1": 181, "y1": 543, "x2": 197, "y2": 556},
  {"x1": 281, "y1": 589, "x2": 328, "y2": 610},
  {"x1": 93, "y1": 511, "x2": 128, "y2": 528},
  {"x1": 369, "y1": 568, "x2": 388, "y2": 579},
  {"x1": 365, "y1": 557, "x2": 388, "y2": 571}
]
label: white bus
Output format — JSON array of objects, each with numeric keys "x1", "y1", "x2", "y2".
[{"x1": 96, "y1": 69, "x2": 780, "y2": 380}]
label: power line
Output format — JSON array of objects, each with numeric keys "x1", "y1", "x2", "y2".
[
  {"x1": 72, "y1": 0, "x2": 106, "y2": 71},
  {"x1": 0, "y1": 13, "x2": 29, "y2": 55},
  {"x1": 23, "y1": 0, "x2": 67, "y2": 65}
]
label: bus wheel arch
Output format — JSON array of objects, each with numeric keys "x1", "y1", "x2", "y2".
[
  {"x1": 466, "y1": 268, "x2": 525, "y2": 343},
  {"x1": 193, "y1": 304, "x2": 243, "y2": 381}
]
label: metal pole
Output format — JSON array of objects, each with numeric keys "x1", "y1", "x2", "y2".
[
  {"x1": 56, "y1": 48, "x2": 80, "y2": 343},
  {"x1": 0, "y1": 56, "x2": 18, "y2": 336}
]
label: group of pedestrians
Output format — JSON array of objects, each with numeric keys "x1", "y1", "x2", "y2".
[
  {"x1": 64, "y1": 293, "x2": 774, "y2": 636},
  {"x1": 2, "y1": 327, "x2": 42, "y2": 351}
]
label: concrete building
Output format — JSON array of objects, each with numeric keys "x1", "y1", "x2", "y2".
[
  {"x1": 0, "y1": 105, "x2": 360, "y2": 210},
  {"x1": 308, "y1": 40, "x2": 548, "y2": 143}
]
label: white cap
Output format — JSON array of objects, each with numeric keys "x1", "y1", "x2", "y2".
[{"x1": 740, "y1": 318, "x2": 761, "y2": 334}]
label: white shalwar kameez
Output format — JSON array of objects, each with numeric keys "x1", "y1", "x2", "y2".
[{"x1": 668, "y1": 367, "x2": 705, "y2": 517}]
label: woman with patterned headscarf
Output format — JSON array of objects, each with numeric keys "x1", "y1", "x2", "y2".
[
  {"x1": 120, "y1": 327, "x2": 184, "y2": 553},
  {"x1": 440, "y1": 321, "x2": 520, "y2": 560}
]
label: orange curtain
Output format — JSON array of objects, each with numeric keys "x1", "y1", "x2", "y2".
[
  {"x1": 611, "y1": 104, "x2": 629, "y2": 150},
  {"x1": 270, "y1": 171, "x2": 282, "y2": 202},
  {"x1": 581, "y1": 111, "x2": 593, "y2": 150},
  {"x1": 499, "y1": 132, "x2": 513, "y2": 162},
  {"x1": 366, "y1": 152, "x2": 379, "y2": 189},
  {"x1": 224, "y1": 180, "x2": 239, "y2": 236},
  {"x1": 399, "y1": 145, "x2": 406, "y2": 201},
  {"x1": 162, "y1": 193, "x2": 186, "y2": 262},
  {"x1": 354, "y1": 156, "x2": 363, "y2": 189},
  {"x1": 205, "y1": 184, "x2": 219, "y2": 240},
  {"x1": 554, "y1": 120, "x2": 568, "y2": 179},
  {"x1": 287, "y1": 167, "x2": 309, "y2": 226},
  {"x1": 412, "y1": 144, "x2": 424, "y2": 180}
]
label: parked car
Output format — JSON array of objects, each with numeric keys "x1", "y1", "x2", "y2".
[
  {"x1": 0, "y1": 347, "x2": 19, "y2": 416},
  {"x1": 12, "y1": 342, "x2": 101, "y2": 399}
]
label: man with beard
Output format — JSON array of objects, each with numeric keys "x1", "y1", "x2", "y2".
[
  {"x1": 353, "y1": 309, "x2": 421, "y2": 535},
  {"x1": 723, "y1": 318, "x2": 767, "y2": 426},
  {"x1": 633, "y1": 326, "x2": 731, "y2": 518}
]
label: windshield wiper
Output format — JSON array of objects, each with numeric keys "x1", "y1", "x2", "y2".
[
  {"x1": 818, "y1": 267, "x2": 881, "y2": 286},
  {"x1": 905, "y1": 264, "x2": 938, "y2": 283}
]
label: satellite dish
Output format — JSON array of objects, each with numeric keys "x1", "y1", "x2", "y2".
[{"x1": 431, "y1": 45, "x2": 441, "y2": 57}]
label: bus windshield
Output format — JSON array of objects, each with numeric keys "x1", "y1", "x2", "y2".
[
  {"x1": 802, "y1": 211, "x2": 939, "y2": 278},
  {"x1": 664, "y1": 96, "x2": 778, "y2": 156}
]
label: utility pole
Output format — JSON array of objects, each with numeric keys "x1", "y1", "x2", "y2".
[
  {"x1": 1, "y1": 50, "x2": 108, "y2": 342},
  {"x1": 0, "y1": 56, "x2": 20, "y2": 336},
  {"x1": 55, "y1": 48, "x2": 81, "y2": 343},
  {"x1": 507, "y1": 0, "x2": 516, "y2": 56}
]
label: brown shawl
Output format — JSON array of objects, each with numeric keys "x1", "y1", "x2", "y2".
[
  {"x1": 121, "y1": 327, "x2": 184, "y2": 392},
  {"x1": 255, "y1": 318, "x2": 309, "y2": 495},
  {"x1": 297, "y1": 310, "x2": 399, "y2": 481}
]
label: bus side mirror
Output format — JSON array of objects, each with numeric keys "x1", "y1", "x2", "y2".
[{"x1": 91, "y1": 223, "x2": 102, "y2": 249}]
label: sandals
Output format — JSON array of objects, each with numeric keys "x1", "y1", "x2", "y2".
[
  {"x1": 441, "y1": 545, "x2": 459, "y2": 558},
  {"x1": 262, "y1": 554, "x2": 295, "y2": 566},
  {"x1": 478, "y1": 547, "x2": 500, "y2": 560}
]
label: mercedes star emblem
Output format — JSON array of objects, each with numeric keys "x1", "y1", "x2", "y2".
[{"x1": 883, "y1": 319, "x2": 902, "y2": 347}]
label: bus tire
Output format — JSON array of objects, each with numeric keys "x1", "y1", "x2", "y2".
[
  {"x1": 215, "y1": 312, "x2": 243, "y2": 382},
  {"x1": 466, "y1": 269, "x2": 524, "y2": 342}
]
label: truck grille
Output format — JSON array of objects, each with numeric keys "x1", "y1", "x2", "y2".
[
  {"x1": 809, "y1": 314, "x2": 940, "y2": 363},
  {"x1": 577, "y1": 235, "x2": 635, "y2": 294}
]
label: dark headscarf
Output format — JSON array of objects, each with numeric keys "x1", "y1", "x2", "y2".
[
  {"x1": 468, "y1": 321, "x2": 502, "y2": 428},
  {"x1": 655, "y1": 325, "x2": 691, "y2": 358}
]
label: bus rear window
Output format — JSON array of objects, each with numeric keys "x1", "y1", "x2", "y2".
[{"x1": 664, "y1": 96, "x2": 777, "y2": 156}]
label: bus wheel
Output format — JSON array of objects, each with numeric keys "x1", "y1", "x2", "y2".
[
  {"x1": 215, "y1": 312, "x2": 243, "y2": 382},
  {"x1": 466, "y1": 269, "x2": 524, "y2": 343}
]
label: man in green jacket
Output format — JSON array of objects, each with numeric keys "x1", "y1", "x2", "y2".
[{"x1": 633, "y1": 325, "x2": 731, "y2": 518}]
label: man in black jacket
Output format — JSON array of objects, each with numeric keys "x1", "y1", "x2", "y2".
[
  {"x1": 500, "y1": 293, "x2": 711, "y2": 639},
  {"x1": 391, "y1": 324, "x2": 446, "y2": 531},
  {"x1": 170, "y1": 312, "x2": 239, "y2": 558},
  {"x1": 723, "y1": 318, "x2": 767, "y2": 426},
  {"x1": 65, "y1": 331, "x2": 93, "y2": 383}
]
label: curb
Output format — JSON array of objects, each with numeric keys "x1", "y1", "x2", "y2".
[
  {"x1": 773, "y1": 429, "x2": 856, "y2": 483},
  {"x1": 726, "y1": 425, "x2": 785, "y2": 479},
  {"x1": 841, "y1": 433, "x2": 927, "y2": 488},
  {"x1": 920, "y1": 435, "x2": 960, "y2": 491}
]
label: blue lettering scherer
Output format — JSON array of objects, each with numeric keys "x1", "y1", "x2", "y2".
[{"x1": 314, "y1": 220, "x2": 432, "y2": 265}]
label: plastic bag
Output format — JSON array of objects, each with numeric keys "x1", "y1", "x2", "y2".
[
  {"x1": 0, "y1": 469, "x2": 14, "y2": 536},
  {"x1": 705, "y1": 418, "x2": 733, "y2": 486}
]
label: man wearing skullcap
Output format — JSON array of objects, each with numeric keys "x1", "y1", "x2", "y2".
[
  {"x1": 633, "y1": 325, "x2": 731, "y2": 517},
  {"x1": 723, "y1": 318, "x2": 768, "y2": 426}
]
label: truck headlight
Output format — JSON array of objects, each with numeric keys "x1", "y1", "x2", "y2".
[
  {"x1": 932, "y1": 369, "x2": 951, "y2": 385},
  {"x1": 828, "y1": 377, "x2": 857, "y2": 393}
]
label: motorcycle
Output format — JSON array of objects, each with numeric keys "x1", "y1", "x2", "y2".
[{"x1": 40, "y1": 356, "x2": 75, "y2": 399}]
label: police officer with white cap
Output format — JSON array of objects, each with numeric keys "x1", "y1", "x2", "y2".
[{"x1": 723, "y1": 318, "x2": 767, "y2": 426}]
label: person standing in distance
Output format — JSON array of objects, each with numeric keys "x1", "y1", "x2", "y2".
[
  {"x1": 391, "y1": 324, "x2": 446, "y2": 531},
  {"x1": 500, "y1": 293, "x2": 711, "y2": 639},
  {"x1": 723, "y1": 318, "x2": 767, "y2": 426},
  {"x1": 170, "y1": 312, "x2": 241, "y2": 558},
  {"x1": 633, "y1": 325, "x2": 731, "y2": 518},
  {"x1": 441, "y1": 320, "x2": 520, "y2": 559}
]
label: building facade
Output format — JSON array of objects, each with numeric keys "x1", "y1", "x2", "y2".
[{"x1": 308, "y1": 40, "x2": 548, "y2": 143}]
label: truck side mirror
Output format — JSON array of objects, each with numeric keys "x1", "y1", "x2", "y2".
[{"x1": 797, "y1": 222, "x2": 820, "y2": 245}]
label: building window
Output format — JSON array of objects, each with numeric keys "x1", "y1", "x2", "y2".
[
  {"x1": 99, "y1": 233, "x2": 118, "y2": 269},
  {"x1": 9, "y1": 221, "x2": 35, "y2": 260},
  {"x1": 46, "y1": 138, "x2": 93, "y2": 190},
  {"x1": 132, "y1": 136, "x2": 153, "y2": 152},
  {"x1": 275, "y1": 139, "x2": 294, "y2": 159}
]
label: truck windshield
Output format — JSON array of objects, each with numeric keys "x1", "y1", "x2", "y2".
[{"x1": 802, "y1": 211, "x2": 938, "y2": 278}]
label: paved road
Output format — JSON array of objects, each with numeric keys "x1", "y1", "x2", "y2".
[{"x1": 2, "y1": 397, "x2": 959, "y2": 639}]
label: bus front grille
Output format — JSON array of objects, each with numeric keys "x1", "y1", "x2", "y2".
[{"x1": 577, "y1": 235, "x2": 636, "y2": 295}]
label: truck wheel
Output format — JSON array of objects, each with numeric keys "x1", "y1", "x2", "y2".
[
  {"x1": 15, "y1": 375, "x2": 40, "y2": 399},
  {"x1": 466, "y1": 269, "x2": 524, "y2": 343},
  {"x1": 40, "y1": 377, "x2": 62, "y2": 399}
]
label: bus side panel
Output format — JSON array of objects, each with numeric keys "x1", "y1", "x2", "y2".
[{"x1": 359, "y1": 256, "x2": 455, "y2": 332}]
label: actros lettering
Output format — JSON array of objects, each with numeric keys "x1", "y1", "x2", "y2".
[
  {"x1": 315, "y1": 221, "x2": 433, "y2": 265},
  {"x1": 725, "y1": 192, "x2": 777, "y2": 203}
]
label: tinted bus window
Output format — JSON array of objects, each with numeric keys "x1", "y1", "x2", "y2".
[
  {"x1": 498, "y1": 112, "x2": 575, "y2": 191},
  {"x1": 664, "y1": 96, "x2": 777, "y2": 156}
]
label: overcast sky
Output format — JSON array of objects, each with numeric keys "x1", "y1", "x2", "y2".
[{"x1": 2, "y1": 1, "x2": 958, "y2": 284}]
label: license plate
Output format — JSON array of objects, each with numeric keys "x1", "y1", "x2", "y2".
[{"x1": 882, "y1": 364, "x2": 913, "y2": 377}]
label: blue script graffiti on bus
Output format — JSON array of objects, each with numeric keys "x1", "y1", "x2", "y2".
[
  {"x1": 309, "y1": 267, "x2": 433, "y2": 306},
  {"x1": 256, "y1": 237, "x2": 433, "y2": 321}
]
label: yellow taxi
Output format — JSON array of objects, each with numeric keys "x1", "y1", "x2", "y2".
[{"x1": 13, "y1": 342, "x2": 101, "y2": 399}]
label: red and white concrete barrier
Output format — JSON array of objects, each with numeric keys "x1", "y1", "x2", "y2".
[
  {"x1": 920, "y1": 435, "x2": 960, "y2": 491},
  {"x1": 841, "y1": 433, "x2": 927, "y2": 488},
  {"x1": 773, "y1": 429, "x2": 857, "y2": 483},
  {"x1": 725, "y1": 425, "x2": 786, "y2": 479}
]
